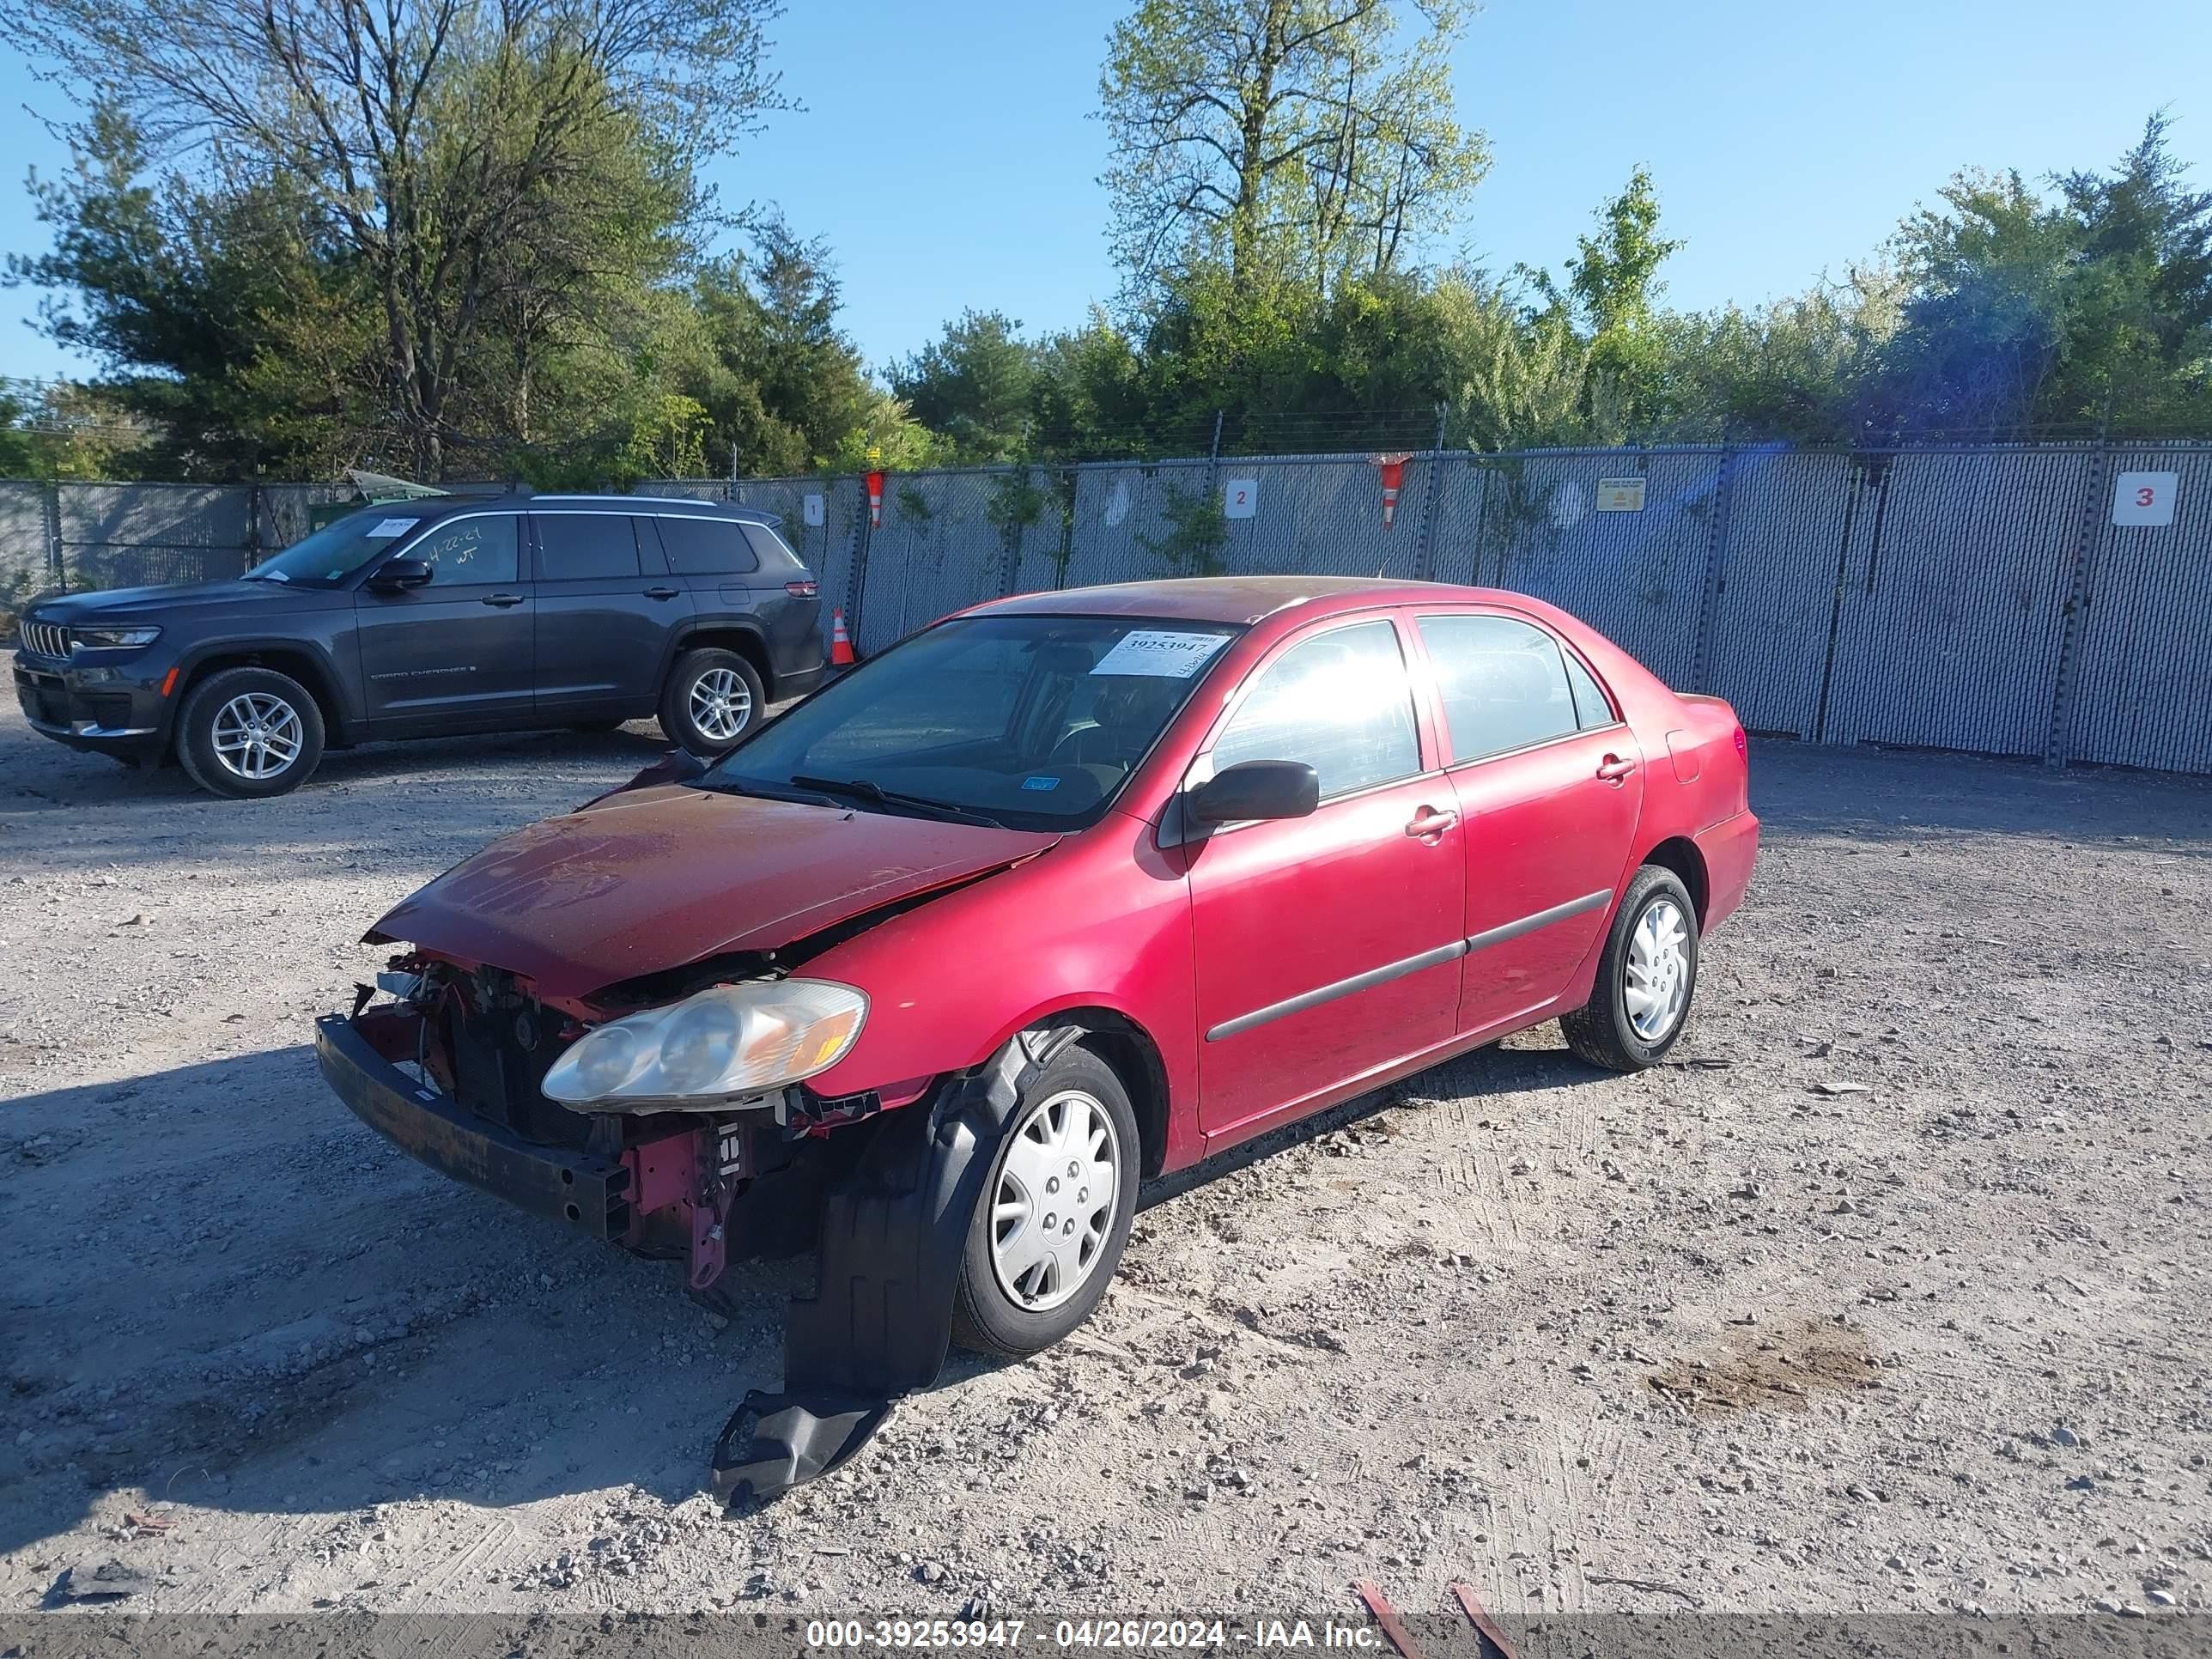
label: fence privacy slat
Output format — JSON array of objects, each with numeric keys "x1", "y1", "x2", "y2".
[{"x1": 4, "y1": 445, "x2": 2209, "y2": 775}]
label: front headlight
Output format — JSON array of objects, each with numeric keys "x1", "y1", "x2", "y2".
[
  {"x1": 542, "y1": 979, "x2": 867, "y2": 1109},
  {"x1": 76, "y1": 626, "x2": 161, "y2": 649}
]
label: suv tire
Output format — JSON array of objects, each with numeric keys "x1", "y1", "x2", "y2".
[
  {"x1": 659, "y1": 647, "x2": 764, "y2": 755},
  {"x1": 175, "y1": 666, "x2": 327, "y2": 799}
]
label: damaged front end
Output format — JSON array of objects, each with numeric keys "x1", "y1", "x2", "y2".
[
  {"x1": 315, "y1": 941, "x2": 1012, "y2": 1508},
  {"x1": 316, "y1": 781, "x2": 1068, "y2": 1503},
  {"x1": 319, "y1": 956, "x2": 891, "y2": 1286}
]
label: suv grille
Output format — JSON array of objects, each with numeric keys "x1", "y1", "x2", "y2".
[{"x1": 21, "y1": 621, "x2": 71, "y2": 659}]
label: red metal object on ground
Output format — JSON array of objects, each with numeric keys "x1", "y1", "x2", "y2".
[
  {"x1": 1449, "y1": 1583, "x2": 1520, "y2": 1659},
  {"x1": 1353, "y1": 1580, "x2": 1425, "y2": 1659}
]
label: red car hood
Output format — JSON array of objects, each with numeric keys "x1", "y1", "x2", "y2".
[{"x1": 367, "y1": 785, "x2": 1059, "y2": 999}]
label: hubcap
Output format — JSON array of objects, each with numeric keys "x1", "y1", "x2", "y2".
[
  {"x1": 210, "y1": 691, "x2": 304, "y2": 781},
  {"x1": 1624, "y1": 896, "x2": 1690, "y2": 1042},
  {"x1": 689, "y1": 668, "x2": 752, "y2": 743},
  {"x1": 989, "y1": 1089, "x2": 1119, "y2": 1312}
]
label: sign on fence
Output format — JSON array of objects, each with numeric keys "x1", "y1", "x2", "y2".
[
  {"x1": 1223, "y1": 478, "x2": 1259, "y2": 519},
  {"x1": 2111, "y1": 471, "x2": 2178, "y2": 526},
  {"x1": 1595, "y1": 477, "x2": 1648, "y2": 512}
]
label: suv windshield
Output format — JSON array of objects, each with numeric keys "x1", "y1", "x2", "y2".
[
  {"x1": 703, "y1": 615, "x2": 1239, "y2": 830},
  {"x1": 246, "y1": 508, "x2": 436, "y2": 586}
]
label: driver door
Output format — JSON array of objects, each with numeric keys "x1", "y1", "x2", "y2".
[
  {"x1": 353, "y1": 512, "x2": 536, "y2": 733},
  {"x1": 1184, "y1": 615, "x2": 1466, "y2": 1143}
]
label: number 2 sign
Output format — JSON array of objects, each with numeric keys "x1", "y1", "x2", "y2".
[
  {"x1": 2112, "y1": 471, "x2": 2178, "y2": 527},
  {"x1": 1223, "y1": 477, "x2": 1259, "y2": 520}
]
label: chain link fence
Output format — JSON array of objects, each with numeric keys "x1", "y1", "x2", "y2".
[{"x1": 6, "y1": 444, "x2": 2210, "y2": 774}]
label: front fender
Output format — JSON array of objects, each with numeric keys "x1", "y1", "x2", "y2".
[{"x1": 797, "y1": 817, "x2": 1201, "y2": 1170}]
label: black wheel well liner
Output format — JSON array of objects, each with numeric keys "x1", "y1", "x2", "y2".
[
  {"x1": 174, "y1": 647, "x2": 349, "y2": 745},
  {"x1": 1639, "y1": 835, "x2": 1709, "y2": 927},
  {"x1": 672, "y1": 625, "x2": 773, "y2": 697},
  {"x1": 1034, "y1": 1009, "x2": 1171, "y2": 1180}
]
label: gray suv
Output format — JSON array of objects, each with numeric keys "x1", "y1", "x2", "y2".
[{"x1": 11, "y1": 493, "x2": 826, "y2": 798}]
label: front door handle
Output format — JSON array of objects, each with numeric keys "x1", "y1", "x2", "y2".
[
  {"x1": 644, "y1": 586, "x2": 681, "y2": 600},
  {"x1": 481, "y1": 592, "x2": 526, "y2": 608},
  {"x1": 1596, "y1": 754, "x2": 1638, "y2": 781},
  {"x1": 1405, "y1": 806, "x2": 1460, "y2": 839}
]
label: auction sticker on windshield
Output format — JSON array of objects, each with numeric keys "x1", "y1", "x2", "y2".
[
  {"x1": 1090, "y1": 629, "x2": 1230, "y2": 678},
  {"x1": 368, "y1": 518, "x2": 419, "y2": 538}
]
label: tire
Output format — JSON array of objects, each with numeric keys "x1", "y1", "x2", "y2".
[
  {"x1": 174, "y1": 666, "x2": 325, "y2": 799},
  {"x1": 658, "y1": 648, "x2": 764, "y2": 756},
  {"x1": 1561, "y1": 865, "x2": 1700, "y2": 1072},
  {"x1": 951, "y1": 1043, "x2": 1141, "y2": 1359}
]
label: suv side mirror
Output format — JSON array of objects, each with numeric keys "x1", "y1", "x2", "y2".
[
  {"x1": 368, "y1": 557, "x2": 434, "y2": 591},
  {"x1": 1188, "y1": 759, "x2": 1321, "y2": 825}
]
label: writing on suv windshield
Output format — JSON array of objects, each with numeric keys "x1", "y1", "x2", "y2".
[{"x1": 704, "y1": 615, "x2": 1239, "y2": 830}]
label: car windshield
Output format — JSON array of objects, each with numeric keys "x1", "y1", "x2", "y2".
[
  {"x1": 246, "y1": 507, "x2": 435, "y2": 586},
  {"x1": 702, "y1": 614, "x2": 1241, "y2": 830}
]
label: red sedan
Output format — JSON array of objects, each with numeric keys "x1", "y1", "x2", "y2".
[{"x1": 317, "y1": 577, "x2": 1756, "y2": 1495}]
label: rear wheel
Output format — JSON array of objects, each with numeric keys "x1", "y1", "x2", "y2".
[
  {"x1": 658, "y1": 648, "x2": 763, "y2": 756},
  {"x1": 1561, "y1": 865, "x2": 1699, "y2": 1071},
  {"x1": 175, "y1": 667, "x2": 325, "y2": 799},
  {"x1": 951, "y1": 1044, "x2": 1139, "y2": 1358}
]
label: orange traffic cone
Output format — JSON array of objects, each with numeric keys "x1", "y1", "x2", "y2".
[{"x1": 830, "y1": 608, "x2": 857, "y2": 668}]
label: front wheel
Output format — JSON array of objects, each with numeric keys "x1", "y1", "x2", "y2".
[
  {"x1": 951, "y1": 1044, "x2": 1140, "y2": 1358},
  {"x1": 1561, "y1": 865, "x2": 1700, "y2": 1071},
  {"x1": 174, "y1": 667, "x2": 325, "y2": 799},
  {"x1": 658, "y1": 648, "x2": 764, "y2": 756}
]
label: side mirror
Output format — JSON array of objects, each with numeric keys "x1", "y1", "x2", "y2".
[
  {"x1": 368, "y1": 557, "x2": 434, "y2": 591},
  {"x1": 1188, "y1": 759, "x2": 1321, "y2": 825}
]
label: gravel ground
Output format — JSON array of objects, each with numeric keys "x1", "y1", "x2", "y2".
[{"x1": 1, "y1": 698, "x2": 2209, "y2": 1622}]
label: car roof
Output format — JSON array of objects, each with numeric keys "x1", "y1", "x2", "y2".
[{"x1": 970, "y1": 575, "x2": 1523, "y2": 626}]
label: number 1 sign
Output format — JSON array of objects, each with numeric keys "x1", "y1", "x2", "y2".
[{"x1": 2112, "y1": 471, "x2": 2179, "y2": 527}]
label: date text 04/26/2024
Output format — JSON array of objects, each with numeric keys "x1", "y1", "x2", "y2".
[{"x1": 804, "y1": 1621, "x2": 1383, "y2": 1650}]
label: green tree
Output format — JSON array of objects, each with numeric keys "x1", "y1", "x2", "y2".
[
  {"x1": 681, "y1": 222, "x2": 890, "y2": 476},
  {"x1": 891, "y1": 310, "x2": 1039, "y2": 462},
  {"x1": 1, "y1": 0, "x2": 787, "y2": 477},
  {"x1": 1097, "y1": 0, "x2": 1487, "y2": 301},
  {"x1": 1540, "y1": 166, "x2": 1681, "y2": 434}
]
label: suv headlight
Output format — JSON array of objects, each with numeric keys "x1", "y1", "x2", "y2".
[
  {"x1": 543, "y1": 979, "x2": 867, "y2": 1109},
  {"x1": 76, "y1": 626, "x2": 161, "y2": 649}
]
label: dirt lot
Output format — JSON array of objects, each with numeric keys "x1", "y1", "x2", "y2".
[{"x1": 1, "y1": 700, "x2": 2208, "y2": 1622}]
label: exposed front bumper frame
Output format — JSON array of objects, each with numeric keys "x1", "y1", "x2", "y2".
[{"x1": 314, "y1": 1012, "x2": 634, "y2": 1240}]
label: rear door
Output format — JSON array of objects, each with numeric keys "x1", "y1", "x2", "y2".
[
  {"x1": 1415, "y1": 610, "x2": 1644, "y2": 1036},
  {"x1": 1185, "y1": 614, "x2": 1466, "y2": 1141},
  {"x1": 352, "y1": 511, "x2": 534, "y2": 732},
  {"x1": 529, "y1": 511, "x2": 693, "y2": 718},
  {"x1": 656, "y1": 512, "x2": 787, "y2": 666}
]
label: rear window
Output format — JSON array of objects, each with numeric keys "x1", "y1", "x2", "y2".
[
  {"x1": 535, "y1": 514, "x2": 641, "y2": 580},
  {"x1": 659, "y1": 516, "x2": 760, "y2": 575},
  {"x1": 741, "y1": 522, "x2": 796, "y2": 568}
]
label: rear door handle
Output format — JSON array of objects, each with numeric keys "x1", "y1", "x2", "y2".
[
  {"x1": 1405, "y1": 807, "x2": 1460, "y2": 838},
  {"x1": 644, "y1": 586, "x2": 680, "y2": 600},
  {"x1": 1596, "y1": 754, "x2": 1638, "y2": 781},
  {"x1": 481, "y1": 592, "x2": 526, "y2": 608}
]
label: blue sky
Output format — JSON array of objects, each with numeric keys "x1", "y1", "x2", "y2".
[{"x1": 1, "y1": 0, "x2": 2207, "y2": 381}]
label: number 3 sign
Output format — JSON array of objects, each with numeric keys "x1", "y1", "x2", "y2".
[{"x1": 2112, "y1": 471, "x2": 2178, "y2": 527}]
